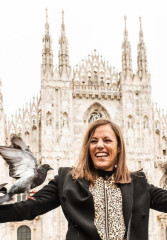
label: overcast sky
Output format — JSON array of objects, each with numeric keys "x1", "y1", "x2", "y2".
[{"x1": 0, "y1": 0, "x2": 166, "y2": 116}]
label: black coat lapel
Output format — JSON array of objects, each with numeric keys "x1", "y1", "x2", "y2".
[
  {"x1": 71, "y1": 178, "x2": 101, "y2": 240},
  {"x1": 119, "y1": 182, "x2": 133, "y2": 232},
  {"x1": 77, "y1": 178, "x2": 94, "y2": 214}
]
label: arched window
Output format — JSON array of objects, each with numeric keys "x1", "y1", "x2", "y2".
[
  {"x1": 84, "y1": 102, "x2": 110, "y2": 125},
  {"x1": 17, "y1": 225, "x2": 31, "y2": 240}
]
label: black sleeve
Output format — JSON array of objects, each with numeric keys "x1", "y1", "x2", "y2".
[
  {"x1": 0, "y1": 175, "x2": 60, "y2": 223},
  {"x1": 142, "y1": 172, "x2": 167, "y2": 212},
  {"x1": 149, "y1": 184, "x2": 167, "y2": 212}
]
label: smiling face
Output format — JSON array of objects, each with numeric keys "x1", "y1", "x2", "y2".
[{"x1": 89, "y1": 124, "x2": 119, "y2": 171}]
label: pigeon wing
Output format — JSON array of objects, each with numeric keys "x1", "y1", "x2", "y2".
[
  {"x1": 0, "y1": 146, "x2": 37, "y2": 179},
  {"x1": 11, "y1": 135, "x2": 29, "y2": 150}
]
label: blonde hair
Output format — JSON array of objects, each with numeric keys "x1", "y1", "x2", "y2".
[{"x1": 71, "y1": 119, "x2": 131, "y2": 184}]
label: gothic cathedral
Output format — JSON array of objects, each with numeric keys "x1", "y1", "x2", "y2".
[{"x1": 0, "y1": 10, "x2": 167, "y2": 240}]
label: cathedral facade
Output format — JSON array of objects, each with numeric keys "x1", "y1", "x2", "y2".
[{"x1": 0, "y1": 11, "x2": 167, "y2": 240}]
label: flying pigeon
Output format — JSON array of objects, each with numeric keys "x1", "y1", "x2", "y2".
[{"x1": 0, "y1": 135, "x2": 53, "y2": 204}]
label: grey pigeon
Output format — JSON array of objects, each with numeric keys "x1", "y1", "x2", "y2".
[
  {"x1": 0, "y1": 135, "x2": 53, "y2": 204},
  {"x1": 0, "y1": 183, "x2": 7, "y2": 194}
]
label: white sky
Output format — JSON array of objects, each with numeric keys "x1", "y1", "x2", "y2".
[{"x1": 0, "y1": 0, "x2": 167, "y2": 116}]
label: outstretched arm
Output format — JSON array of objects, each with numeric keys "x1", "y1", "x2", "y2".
[
  {"x1": 0, "y1": 176, "x2": 60, "y2": 223},
  {"x1": 149, "y1": 183, "x2": 167, "y2": 212},
  {"x1": 141, "y1": 172, "x2": 167, "y2": 212}
]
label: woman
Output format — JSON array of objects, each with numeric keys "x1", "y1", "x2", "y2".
[{"x1": 0, "y1": 119, "x2": 167, "y2": 240}]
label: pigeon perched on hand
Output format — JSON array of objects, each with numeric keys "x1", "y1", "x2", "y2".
[{"x1": 0, "y1": 135, "x2": 53, "y2": 205}]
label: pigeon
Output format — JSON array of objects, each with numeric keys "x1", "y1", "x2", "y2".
[
  {"x1": 0, "y1": 135, "x2": 53, "y2": 204},
  {"x1": 0, "y1": 183, "x2": 7, "y2": 195}
]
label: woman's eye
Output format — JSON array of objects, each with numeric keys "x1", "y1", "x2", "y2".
[
  {"x1": 105, "y1": 139, "x2": 112, "y2": 142},
  {"x1": 90, "y1": 140, "x2": 97, "y2": 143}
]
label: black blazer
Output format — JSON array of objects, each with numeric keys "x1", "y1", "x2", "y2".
[{"x1": 0, "y1": 167, "x2": 167, "y2": 240}]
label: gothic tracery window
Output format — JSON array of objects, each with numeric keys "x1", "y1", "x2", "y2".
[
  {"x1": 85, "y1": 103, "x2": 110, "y2": 125},
  {"x1": 88, "y1": 112, "x2": 102, "y2": 123}
]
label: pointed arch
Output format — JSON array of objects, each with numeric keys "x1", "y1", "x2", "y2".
[{"x1": 84, "y1": 102, "x2": 110, "y2": 125}]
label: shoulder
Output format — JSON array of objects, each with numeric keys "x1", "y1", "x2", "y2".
[
  {"x1": 55, "y1": 167, "x2": 72, "y2": 183},
  {"x1": 129, "y1": 171, "x2": 150, "y2": 195},
  {"x1": 58, "y1": 167, "x2": 72, "y2": 176},
  {"x1": 130, "y1": 170, "x2": 147, "y2": 183}
]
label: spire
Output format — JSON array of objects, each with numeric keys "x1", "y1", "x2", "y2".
[
  {"x1": 61, "y1": 10, "x2": 65, "y2": 32},
  {"x1": 137, "y1": 17, "x2": 148, "y2": 79},
  {"x1": 58, "y1": 10, "x2": 70, "y2": 76},
  {"x1": 122, "y1": 16, "x2": 133, "y2": 78},
  {"x1": 139, "y1": 17, "x2": 144, "y2": 43},
  {"x1": 124, "y1": 16, "x2": 128, "y2": 41},
  {"x1": 41, "y1": 9, "x2": 53, "y2": 74},
  {"x1": 45, "y1": 8, "x2": 49, "y2": 35}
]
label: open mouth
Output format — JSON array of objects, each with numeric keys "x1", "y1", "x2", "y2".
[{"x1": 95, "y1": 152, "x2": 108, "y2": 158}]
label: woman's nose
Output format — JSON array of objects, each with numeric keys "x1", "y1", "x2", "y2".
[{"x1": 96, "y1": 140, "x2": 104, "y2": 148}]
